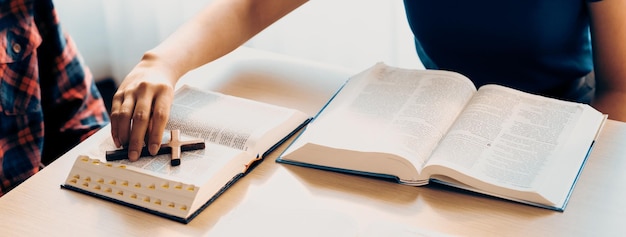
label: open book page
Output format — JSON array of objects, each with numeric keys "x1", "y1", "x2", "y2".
[
  {"x1": 167, "y1": 85, "x2": 309, "y2": 156},
  {"x1": 424, "y1": 85, "x2": 605, "y2": 206},
  {"x1": 81, "y1": 85, "x2": 308, "y2": 185},
  {"x1": 283, "y1": 63, "x2": 476, "y2": 180},
  {"x1": 81, "y1": 128, "x2": 246, "y2": 187}
]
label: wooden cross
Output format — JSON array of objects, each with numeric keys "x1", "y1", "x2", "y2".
[
  {"x1": 106, "y1": 130, "x2": 205, "y2": 166},
  {"x1": 167, "y1": 129, "x2": 204, "y2": 166}
]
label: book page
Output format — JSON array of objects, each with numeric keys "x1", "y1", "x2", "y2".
[
  {"x1": 291, "y1": 63, "x2": 476, "y2": 172},
  {"x1": 81, "y1": 85, "x2": 307, "y2": 184},
  {"x1": 167, "y1": 85, "x2": 308, "y2": 155},
  {"x1": 82, "y1": 132, "x2": 243, "y2": 186},
  {"x1": 426, "y1": 85, "x2": 604, "y2": 203}
]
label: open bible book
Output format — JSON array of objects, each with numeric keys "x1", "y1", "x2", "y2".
[
  {"x1": 62, "y1": 85, "x2": 310, "y2": 223},
  {"x1": 277, "y1": 63, "x2": 607, "y2": 211}
]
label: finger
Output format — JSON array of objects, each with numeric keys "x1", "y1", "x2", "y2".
[
  {"x1": 111, "y1": 91, "x2": 135, "y2": 148},
  {"x1": 147, "y1": 88, "x2": 174, "y2": 155},
  {"x1": 127, "y1": 88, "x2": 154, "y2": 161},
  {"x1": 144, "y1": 119, "x2": 151, "y2": 154},
  {"x1": 110, "y1": 91, "x2": 124, "y2": 148}
]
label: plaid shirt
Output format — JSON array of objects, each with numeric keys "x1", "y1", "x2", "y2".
[{"x1": 0, "y1": 0, "x2": 109, "y2": 196}]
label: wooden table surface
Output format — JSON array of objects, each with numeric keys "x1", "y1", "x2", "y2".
[{"x1": 1, "y1": 47, "x2": 625, "y2": 237}]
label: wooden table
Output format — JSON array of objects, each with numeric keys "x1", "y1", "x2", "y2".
[{"x1": 1, "y1": 47, "x2": 625, "y2": 237}]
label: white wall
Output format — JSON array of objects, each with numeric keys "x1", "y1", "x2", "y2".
[
  {"x1": 54, "y1": 0, "x2": 112, "y2": 81},
  {"x1": 54, "y1": 0, "x2": 422, "y2": 84}
]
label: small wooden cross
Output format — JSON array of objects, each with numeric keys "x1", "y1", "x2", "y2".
[
  {"x1": 105, "y1": 130, "x2": 205, "y2": 165},
  {"x1": 167, "y1": 129, "x2": 204, "y2": 166}
]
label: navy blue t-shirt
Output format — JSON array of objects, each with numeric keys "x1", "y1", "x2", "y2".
[{"x1": 403, "y1": 0, "x2": 599, "y2": 102}]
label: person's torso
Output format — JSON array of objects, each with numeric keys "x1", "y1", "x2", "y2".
[{"x1": 403, "y1": 0, "x2": 594, "y2": 101}]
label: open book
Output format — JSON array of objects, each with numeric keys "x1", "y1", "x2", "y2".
[
  {"x1": 277, "y1": 63, "x2": 607, "y2": 211},
  {"x1": 62, "y1": 85, "x2": 310, "y2": 223}
]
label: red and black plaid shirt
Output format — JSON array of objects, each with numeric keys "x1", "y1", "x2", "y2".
[{"x1": 0, "y1": 0, "x2": 109, "y2": 196}]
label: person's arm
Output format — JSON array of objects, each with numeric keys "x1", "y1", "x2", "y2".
[
  {"x1": 111, "y1": 0, "x2": 309, "y2": 161},
  {"x1": 588, "y1": 0, "x2": 626, "y2": 122}
]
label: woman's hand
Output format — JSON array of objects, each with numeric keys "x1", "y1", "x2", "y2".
[
  {"x1": 108, "y1": 0, "x2": 308, "y2": 161},
  {"x1": 110, "y1": 55, "x2": 178, "y2": 161}
]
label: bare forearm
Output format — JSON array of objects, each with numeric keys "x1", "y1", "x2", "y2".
[
  {"x1": 593, "y1": 91, "x2": 626, "y2": 122},
  {"x1": 146, "y1": 0, "x2": 308, "y2": 80},
  {"x1": 589, "y1": 0, "x2": 626, "y2": 122}
]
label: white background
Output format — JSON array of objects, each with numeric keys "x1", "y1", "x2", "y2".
[{"x1": 54, "y1": 0, "x2": 423, "y2": 84}]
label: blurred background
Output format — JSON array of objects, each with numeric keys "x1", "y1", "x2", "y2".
[{"x1": 55, "y1": 0, "x2": 422, "y2": 88}]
